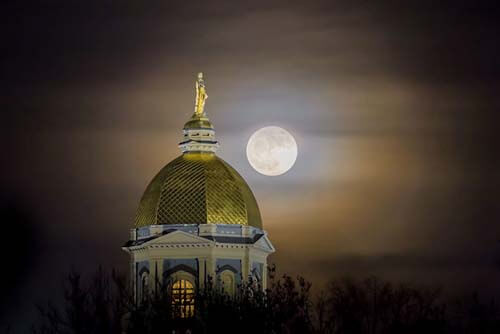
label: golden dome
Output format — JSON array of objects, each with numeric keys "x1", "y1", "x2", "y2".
[
  {"x1": 135, "y1": 152, "x2": 262, "y2": 229},
  {"x1": 135, "y1": 73, "x2": 261, "y2": 229}
]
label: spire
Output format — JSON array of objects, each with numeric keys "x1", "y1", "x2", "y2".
[{"x1": 179, "y1": 73, "x2": 219, "y2": 154}]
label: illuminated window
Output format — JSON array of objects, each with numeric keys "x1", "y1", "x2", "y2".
[{"x1": 172, "y1": 279, "x2": 195, "y2": 317}]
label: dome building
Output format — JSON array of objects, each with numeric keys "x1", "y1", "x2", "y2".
[{"x1": 122, "y1": 73, "x2": 274, "y2": 311}]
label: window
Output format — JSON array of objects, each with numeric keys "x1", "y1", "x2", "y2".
[
  {"x1": 220, "y1": 270, "x2": 235, "y2": 295},
  {"x1": 140, "y1": 272, "x2": 149, "y2": 302},
  {"x1": 172, "y1": 279, "x2": 195, "y2": 318}
]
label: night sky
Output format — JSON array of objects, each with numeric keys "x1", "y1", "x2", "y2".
[{"x1": 2, "y1": 0, "x2": 500, "y2": 329}]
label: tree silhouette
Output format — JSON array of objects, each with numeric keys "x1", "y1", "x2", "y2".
[{"x1": 32, "y1": 267, "x2": 500, "y2": 334}]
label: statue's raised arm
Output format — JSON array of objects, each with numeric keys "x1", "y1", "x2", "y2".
[{"x1": 194, "y1": 72, "x2": 208, "y2": 116}]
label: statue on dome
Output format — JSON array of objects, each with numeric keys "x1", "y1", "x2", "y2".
[{"x1": 194, "y1": 72, "x2": 208, "y2": 116}]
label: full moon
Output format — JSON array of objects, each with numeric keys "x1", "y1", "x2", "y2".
[{"x1": 246, "y1": 126, "x2": 298, "y2": 176}]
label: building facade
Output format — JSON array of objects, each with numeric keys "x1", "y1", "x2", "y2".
[{"x1": 122, "y1": 73, "x2": 274, "y2": 312}]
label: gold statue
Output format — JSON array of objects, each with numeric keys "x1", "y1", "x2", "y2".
[{"x1": 194, "y1": 72, "x2": 208, "y2": 116}]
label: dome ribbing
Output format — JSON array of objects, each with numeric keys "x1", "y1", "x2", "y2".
[{"x1": 135, "y1": 152, "x2": 262, "y2": 229}]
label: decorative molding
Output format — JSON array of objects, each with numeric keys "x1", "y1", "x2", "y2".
[{"x1": 164, "y1": 264, "x2": 198, "y2": 278}]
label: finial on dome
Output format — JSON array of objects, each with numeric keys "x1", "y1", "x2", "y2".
[
  {"x1": 179, "y1": 72, "x2": 219, "y2": 154},
  {"x1": 194, "y1": 72, "x2": 208, "y2": 117}
]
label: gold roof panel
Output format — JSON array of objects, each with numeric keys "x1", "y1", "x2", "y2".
[{"x1": 135, "y1": 152, "x2": 262, "y2": 229}]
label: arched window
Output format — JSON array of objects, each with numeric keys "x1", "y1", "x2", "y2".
[
  {"x1": 140, "y1": 272, "x2": 149, "y2": 302},
  {"x1": 220, "y1": 270, "x2": 235, "y2": 295},
  {"x1": 172, "y1": 279, "x2": 195, "y2": 318}
]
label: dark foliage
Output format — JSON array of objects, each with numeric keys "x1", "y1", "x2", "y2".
[
  {"x1": 316, "y1": 276, "x2": 446, "y2": 334},
  {"x1": 32, "y1": 268, "x2": 500, "y2": 334}
]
